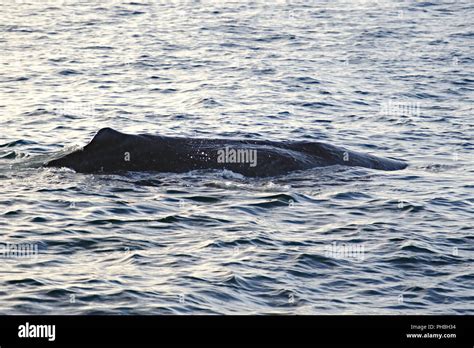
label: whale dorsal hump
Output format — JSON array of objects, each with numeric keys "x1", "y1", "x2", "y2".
[{"x1": 86, "y1": 127, "x2": 123, "y2": 148}]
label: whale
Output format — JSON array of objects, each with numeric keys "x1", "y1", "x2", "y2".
[{"x1": 45, "y1": 128, "x2": 408, "y2": 176}]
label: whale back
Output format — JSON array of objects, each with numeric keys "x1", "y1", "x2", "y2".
[
  {"x1": 45, "y1": 128, "x2": 407, "y2": 175},
  {"x1": 287, "y1": 141, "x2": 407, "y2": 171}
]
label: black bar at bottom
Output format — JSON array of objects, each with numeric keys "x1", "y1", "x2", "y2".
[{"x1": 0, "y1": 315, "x2": 471, "y2": 347}]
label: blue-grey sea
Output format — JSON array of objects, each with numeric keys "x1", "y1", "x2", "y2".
[{"x1": 0, "y1": 0, "x2": 473, "y2": 314}]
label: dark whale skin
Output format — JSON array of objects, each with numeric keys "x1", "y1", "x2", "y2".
[{"x1": 45, "y1": 128, "x2": 408, "y2": 176}]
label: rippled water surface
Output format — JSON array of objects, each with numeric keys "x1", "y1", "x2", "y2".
[{"x1": 1, "y1": 0, "x2": 473, "y2": 314}]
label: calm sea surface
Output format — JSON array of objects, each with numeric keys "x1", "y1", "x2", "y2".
[{"x1": 0, "y1": 0, "x2": 473, "y2": 314}]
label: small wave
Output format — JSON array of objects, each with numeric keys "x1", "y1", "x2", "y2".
[
  {"x1": 294, "y1": 252, "x2": 342, "y2": 268},
  {"x1": 300, "y1": 101, "x2": 336, "y2": 108},
  {"x1": 399, "y1": 244, "x2": 437, "y2": 254},
  {"x1": 58, "y1": 69, "x2": 81, "y2": 76},
  {"x1": 0, "y1": 151, "x2": 29, "y2": 160},
  {"x1": 332, "y1": 191, "x2": 371, "y2": 200},
  {"x1": 0, "y1": 76, "x2": 29, "y2": 83}
]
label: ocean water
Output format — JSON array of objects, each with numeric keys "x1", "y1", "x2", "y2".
[{"x1": 0, "y1": 0, "x2": 472, "y2": 314}]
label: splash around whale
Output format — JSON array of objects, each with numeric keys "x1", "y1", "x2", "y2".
[{"x1": 45, "y1": 128, "x2": 408, "y2": 176}]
